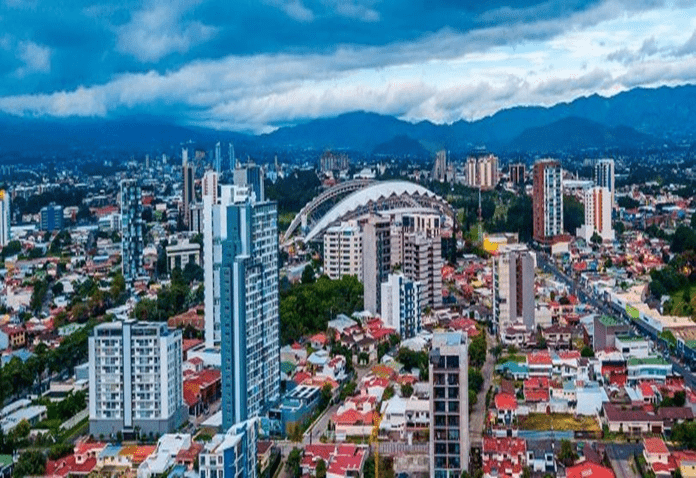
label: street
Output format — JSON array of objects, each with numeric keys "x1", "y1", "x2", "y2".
[
  {"x1": 470, "y1": 328, "x2": 495, "y2": 447},
  {"x1": 606, "y1": 443, "x2": 642, "y2": 478}
]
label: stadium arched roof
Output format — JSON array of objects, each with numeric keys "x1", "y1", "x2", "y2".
[{"x1": 304, "y1": 180, "x2": 454, "y2": 242}]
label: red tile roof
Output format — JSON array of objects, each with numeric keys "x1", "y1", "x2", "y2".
[
  {"x1": 483, "y1": 437, "x2": 526, "y2": 455},
  {"x1": 527, "y1": 351, "x2": 552, "y2": 365},
  {"x1": 566, "y1": 462, "x2": 615, "y2": 478},
  {"x1": 45, "y1": 455, "x2": 97, "y2": 477},
  {"x1": 494, "y1": 393, "x2": 518, "y2": 411},
  {"x1": 331, "y1": 409, "x2": 375, "y2": 426},
  {"x1": 644, "y1": 437, "x2": 669, "y2": 455}
]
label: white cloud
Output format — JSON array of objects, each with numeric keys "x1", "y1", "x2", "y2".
[
  {"x1": 0, "y1": 0, "x2": 695, "y2": 132},
  {"x1": 266, "y1": 0, "x2": 315, "y2": 22},
  {"x1": 116, "y1": 0, "x2": 217, "y2": 62},
  {"x1": 15, "y1": 40, "x2": 51, "y2": 76}
]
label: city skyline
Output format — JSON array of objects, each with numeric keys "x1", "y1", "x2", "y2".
[{"x1": 0, "y1": 1, "x2": 694, "y2": 133}]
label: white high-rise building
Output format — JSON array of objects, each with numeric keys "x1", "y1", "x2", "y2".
[
  {"x1": 203, "y1": 170, "x2": 219, "y2": 204},
  {"x1": 0, "y1": 189, "x2": 10, "y2": 247},
  {"x1": 577, "y1": 186, "x2": 614, "y2": 242},
  {"x1": 323, "y1": 221, "x2": 362, "y2": 280},
  {"x1": 466, "y1": 154, "x2": 499, "y2": 190},
  {"x1": 88, "y1": 320, "x2": 185, "y2": 436},
  {"x1": 381, "y1": 273, "x2": 421, "y2": 339},
  {"x1": 430, "y1": 332, "x2": 469, "y2": 478},
  {"x1": 493, "y1": 244, "x2": 535, "y2": 339},
  {"x1": 594, "y1": 159, "x2": 615, "y2": 207},
  {"x1": 215, "y1": 142, "x2": 222, "y2": 172}
]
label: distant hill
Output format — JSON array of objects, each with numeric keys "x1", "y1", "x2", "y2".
[
  {"x1": 505, "y1": 117, "x2": 663, "y2": 152},
  {"x1": 0, "y1": 83, "x2": 694, "y2": 159},
  {"x1": 372, "y1": 135, "x2": 430, "y2": 158}
]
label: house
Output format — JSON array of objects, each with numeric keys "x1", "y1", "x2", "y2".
[
  {"x1": 495, "y1": 361, "x2": 529, "y2": 380},
  {"x1": 0, "y1": 325, "x2": 26, "y2": 350},
  {"x1": 482, "y1": 437, "x2": 526, "y2": 478},
  {"x1": 379, "y1": 396, "x2": 429, "y2": 441},
  {"x1": 523, "y1": 377, "x2": 550, "y2": 403},
  {"x1": 494, "y1": 393, "x2": 518, "y2": 427},
  {"x1": 309, "y1": 333, "x2": 328, "y2": 350},
  {"x1": 301, "y1": 443, "x2": 367, "y2": 478},
  {"x1": 602, "y1": 403, "x2": 662, "y2": 436},
  {"x1": 643, "y1": 437, "x2": 673, "y2": 476},
  {"x1": 331, "y1": 409, "x2": 375, "y2": 440},
  {"x1": 542, "y1": 324, "x2": 573, "y2": 348},
  {"x1": 322, "y1": 356, "x2": 347, "y2": 382},
  {"x1": 137, "y1": 434, "x2": 192, "y2": 478},
  {"x1": 566, "y1": 461, "x2": 615, "y2": 478},
  {"x1": 627, "y1": 356, "x2": 672, "y2": 385},
  {"x1": 658, "y1": 407, "x2": 694, "y2": 435},
  {"x1": 526, "y1": 440, "x2": 556, "y2": 474},
  {"x1": 527, "y1": 351, "x2": 552, "y2": 377},
  {"x1": 45, "y1": 442, "x2": 106, "y2": 478},
  {"x1": 257, "y1": 441, "x2": 273, "y2": 473}
]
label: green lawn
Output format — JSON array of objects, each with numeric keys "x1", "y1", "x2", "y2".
[{"x1": 666, "y1": 284, "x2": 696, "y2": 316}]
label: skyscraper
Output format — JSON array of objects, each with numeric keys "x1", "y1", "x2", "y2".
[
  {"x1": 229, "y1": 143, "x2": 235, "y2": 171},
  {"x1": 203, "y1": 184, "x2": 280, "y2": 425},
  {"x1": 381, "y1": 273, "x2": 421, "y2": 339},
  {"x1": 182, "y1": 157, "x2": 194, "y2": 227},
  {"x1": 0, "y1": 189, "x2": 10, "y2": 247},
  {"x1": 121, "y1": 179, "x2": 144, "y2": 287},
  {"x1": 532, "y1": 159, "x2": 564, "y2": 244},
  {"x1": 577, "y1": 186, "x2": 614, "y2": 242},
  {"x1": 363, "y1": 215, "x2": 392, "y2": 315},
  {"x1": 402, "y1": 232, "x2": 443, "y2": 309},
  {"x1": 214, "y1": 142, "x2": 222, "y2": 172},
  {"x1": 203, "y1": 170, "x2": 219, "y2": 204},
  {"x1": 430, "y1": 331, "x2": 469, "y2": 478},
  {"x1": 594, "y1": 158, "x2": 615, "y2": 207},
  {"x1": 493, "y1": 244, "x2": 535, "y2": 338},
  {"x1": 466, "y1": 153, "x2": 499, "y2": 189},
  {"x1": 234, "y1": 162, "x2": 265, "y2": 202},
  {"x1": 88, "y1": 320, "x2": 185, "y2": 436}
]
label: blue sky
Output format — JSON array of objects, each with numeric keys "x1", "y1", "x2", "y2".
[{"x1": 0, "y1": 0, "x2": 695, "y2": 133}]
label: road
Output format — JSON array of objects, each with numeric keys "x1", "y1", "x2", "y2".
[
  {"x1": 470, "y1": 328, "x2": 496, "y2": 447},
  {"x1": 606, "y1": 443, "x2": 642, "y2": 478}
]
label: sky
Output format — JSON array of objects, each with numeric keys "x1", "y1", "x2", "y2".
[{"x1": 0, "y1": 0, "x2": 695, "y2": 133}]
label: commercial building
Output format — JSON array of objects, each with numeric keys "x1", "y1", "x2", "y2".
[
  {"x1": 234, "y1": 162, "x2": 265, "y2": 202},
  {"x1": 466, "y1": 154, "x2": 498, "y2": 189},
  {"x1": 319, "y1": 151, "x2": 350, "y2": 173},
  {"x1": 593, "y1": 315, "x2": 630, "y2": 351},
  {"x1": 0, "y1": 190, "x2": 10, "y2": 247},
  {"x1": 165, "y1": 241, "x2": 201, "y2": 272},
  {"x1": 40, "y1": 203, "x2": 63, "y2": 231},
  {"x1": 363, "y1": 215, "x2": 392, "y2": 315},
  {"x1": 509, "y1": 163, "x2": 526, "y2": 186},
  {"x1": 121, "y1": 179, "x2": 144, "y2": 286},
  {"x1": 323, "y1": 221, "x2": 362, "y2": 280},
  {"x1": 429, "y1": 332, "x2": 469, "y2": 478},
  {"x1": 381, "y1": 273, "x2": 422, "y2": 339},
  {"x1": 88, "y1": 321, "x2": 186, "y2": 436},
  {"x1": 493, "y1": 244, "x2": 535, "y2": 338},
  {"x1": 577, "y1": 186, "x2": 614, "y2": 242},
  {"x1": 532, "y1": 159, "x2": 565, "y2": 244},
  {"x1": 182, "y1": 154, "x2": 194, "y2": 227},
  {"x1": 594, "y1": 158, "x2": 615, "y2": 207}
]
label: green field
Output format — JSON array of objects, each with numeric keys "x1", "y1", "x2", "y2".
[
  {"x1": 665, "y1": 284, "x2": 696, "y2": 317},
  {"x1": 520, "y1": 413, "x2": 600, "y2": 432}
]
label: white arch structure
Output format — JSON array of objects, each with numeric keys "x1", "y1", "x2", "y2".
[{"x1": 303, "y1": 180, "x2": 455, "y2": 242}]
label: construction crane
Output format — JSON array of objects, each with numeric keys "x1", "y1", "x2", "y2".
[{"x1": 370, "y1": 412, "x2": 383, "y2": 478}]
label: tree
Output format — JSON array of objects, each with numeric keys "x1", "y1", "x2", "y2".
[
  {"x1": 563, "y1": 195, "x2": 584, "y2": 234},
  {"x1": 401, "y1": 383, "x2": 414, "y2": 398},
  {"x1": 590, "y1": 231, "x2": 602, "y2": 245},
  {"x1": 316, "y1": 458, "x2": 327, "y2": 478},
  {"x1": 301, "y1": 264, "x2": 316, "y2": 284},
  {"x1": 286, "y1": 448, "x2": 302, "y2": 478},
  {"x1": 672, "y1": 225, "x2": 696, "y2": 254},
  {"x1": 469, "y1": 368, "x2": 484, "y2": 393},
  {"x1": 558, "y1": 439, "x2": 577, "y2": 466},
  {"x1": 320, "y1": 384, "x2": 333, "y2": 409},
  {"x1": 469, "y1": 333, "x2": 487, "y2": 368},
  {"x1": 581, "y1": 346, "x2": 594, "y2": 358},
  {"x1": 14, "y1": 450, "x2": 46, "y2": 478}
]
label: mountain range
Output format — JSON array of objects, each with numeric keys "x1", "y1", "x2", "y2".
[{"x1": 1, "y1": 84, "x2": 695, "y2": 159}]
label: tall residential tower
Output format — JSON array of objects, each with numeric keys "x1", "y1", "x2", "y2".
[
  {"x1": 532, "y1": 159, "x2": 565, "y2": 244},
  {"x1": 121, "y1": 179, "x2": 144, "y2": 286}
]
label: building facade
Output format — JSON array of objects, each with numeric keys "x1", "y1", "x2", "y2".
[
  {"x1": 182, "y1": 158, "x2": 194, "y2": 227},
  {"x1": 381, "y1": 273, "x2": 422, "y2": 339},
  {"x1": 509, "y1": 163, "x2": 526, "y2": 186},
  {"x1": 594, "y1": 158, "x2": 615, "y2": 207},
  {"x1": 363, "y1": 215, "x2": 392, "y2": 315},
  {"x1": 323, "y1": 221, "x2": 362, "y2": 280},
  {"x1": 532, "y1": 159, "x2": 564, "y2": 244},
  {"x1": 234, "y1": 163, "x2": 265, "y2": 202},
  {"x1": 493, "y1": 244, "x2": 535, "y2": 338},
  {"x1": 0, "y1": 190, "x2": 10, "y2": 247},
  {"x1": 199, "y1": 419, "x2": 257, "y2": 478},
  {"x1": 466, "y1": 154, "x2": 498, "y2": 189},
  {"x1": 402, "y1": 232, "x2": 443, "y2": 309},
  {"x1": 40, "y1": 203, "x2": 63, "y2": 231},
  {"x1": 430, "y1": 332, "x2": 470, "y2": 478},
  {"x1": 577, "y1": 186, "x2": 614, "y2": 242},
  {"x1": 88, "y1": 321, "x2": 186, "y2": 436},
  {"x1": 121, "y1": 179, "x2": 144, "y2": 286}
]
